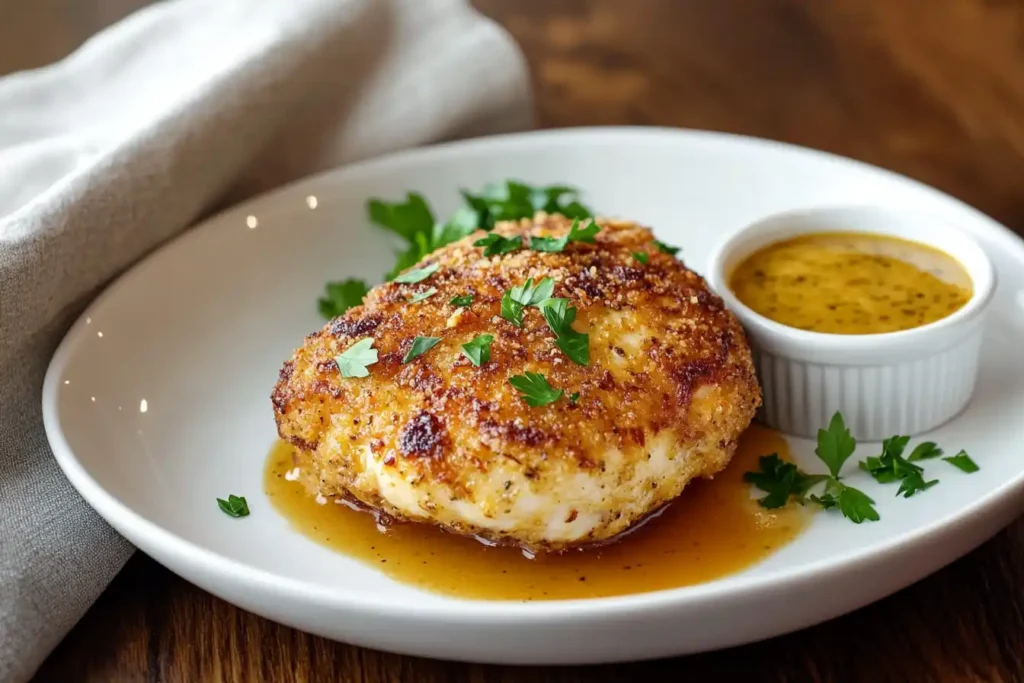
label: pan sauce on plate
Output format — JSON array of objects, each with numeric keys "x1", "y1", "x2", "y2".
[{"x1": 264, "y1": 425, "x2": 808, "y2": 601}]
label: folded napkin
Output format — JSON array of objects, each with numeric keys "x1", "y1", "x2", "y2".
[{"x1": 0, "y1": 1, "x2": 530, "y2": 679}]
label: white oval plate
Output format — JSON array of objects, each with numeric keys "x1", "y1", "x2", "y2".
[{"x1": 43, "y1": 127, "x2": 1024, "y2": 665}]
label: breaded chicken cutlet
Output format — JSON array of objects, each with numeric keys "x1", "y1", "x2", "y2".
[{"x1": 272, "y1": 212, "x2": 760, "y2": 554}]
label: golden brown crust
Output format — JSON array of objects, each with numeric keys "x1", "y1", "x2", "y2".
[{"x1": 271, "y1": 212, "x2": 760, "y2": 552}]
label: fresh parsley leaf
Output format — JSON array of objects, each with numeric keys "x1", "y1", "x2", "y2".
[
  {"x1": 318, "y1": 278, "x2": 369, "y2": 319},
  {"x1": 460, "y1": 333, "x2": 494, "y2": 367},
  {"x1": 896, "y1": 471, "x2": 939, "y2": 498},
  {"x1": 403, "y1": 336, "x2": 441, "y2": 364},
  {"x1": 217, "y1": 494, "x2": 250, "y2": 518},
  {"x1": 835, "y1": 482, "x2": 880, "y2": 523},
  {"x1": 408, "y1": 287, "x2": 437, "y2": 304},
  {"x1": 368, "y1": 194, "x2": 477, "y2": 282},
  {"x1": 385, "y1": 232, "x2": 432, "y2": 281},
  {"x1": 907, "y1": 441, "x2": 944, "y2": 461},
  {"x1": 529, "y1": 218, "x2": 600, "y2": 253},
  {"x1": 744, "y1": 454, "x2": 829, "y2": 509},
  {"x1": 432, "y1": 207, "x2": 479, "y2": 247},
  {"x1": 501, "y1": 291, "x2": 525, "y2": 327},
  {"x1": 943, "y1": 450, "x2": 980, "y2": 473},
  {"x1": 810, "y1": 478, "x2": 878, "y2": 523},
  {"x1": 335, "y1": 337, "x2": 378, "y2": 378},
  {"x1": 474, "y1": 233, "x2": 523, "y2": 257},
  {"x1": 510, "y1": 277, "x2": 556, "y2": 307},
  {"x1": 502, "y1": 278, "x2": 555, "y2": 327},
  {"x1": 569, "y1": 392, "x2": 580, "y2": 404},
  {"x1": 508, "y1": 372, "x2": 564, "y2": 407},
  {"x1": 632, "y1": 251, "x2": 649, "y2": 264},
  {"x1": 368, "y1": 193, "x2": 434, "y2": 245},
  {"x1": 654, "y1": 240, "x2": 681, "y2": 256},
  {"x1": 538, "y1": 296, "x2": 570, "y2": 319},
  {"x1": 450, "y1": 294, "x2": 474, "y2": 307},
  {"x1": 554, "y1": 331, "x2": 589, "y2": 366},
  {"x1": 528, "y1": 235, "x2": 567, "y2": 252},
  {"x1": 394, "y1": 262, "x2": 439, "y2": 284},
  {"x1": 539, "y1": 297, "x2": 589, "y2": 366},
  {"x1": 815, "y1": 411, "x2": 857, "y2": 478}
]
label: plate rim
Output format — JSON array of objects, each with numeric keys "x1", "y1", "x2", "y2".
[{"x1": 42, "y1": 124, "x2": 1024, "y2": 621}]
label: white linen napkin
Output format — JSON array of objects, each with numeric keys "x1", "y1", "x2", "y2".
[{"x1": 0, "y1": 1, "x2": 530, "y2": 680}]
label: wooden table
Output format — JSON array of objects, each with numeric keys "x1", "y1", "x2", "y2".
[{"x1": 19, "y1": 1, "x2": 1024, "y2": 681}]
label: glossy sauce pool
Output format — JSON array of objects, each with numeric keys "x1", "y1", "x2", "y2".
[
  {"x1": 263, "y1": 425, "x2": 808, "y2": 600},
  {"x1": 727, "y1": 231, "x2": 973, "y2": 334}
]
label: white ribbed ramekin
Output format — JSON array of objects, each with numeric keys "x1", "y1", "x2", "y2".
[{"x1": 706, "y1": 205, "x2": 996, "y2": 442}]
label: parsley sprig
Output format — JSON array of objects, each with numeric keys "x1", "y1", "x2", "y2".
[
  {"x1": 501, "y1": 277, "x2": 555, "y2": 327},
  {"x1": 746, "y1": 412, "x2": 980, "y2": 523},
  {"x1": 538, "y1": 297, "x2": 589, "y2": 365},
  {"x1": 462, "y1": 182, "x2": 592, "y2": 231},
  {"x1": 318, "y1": 182, "x2": 593, "y2": 319},
  {"x1": 318, "y1": 278, "x2": 369, "y2": 319},
  {"x1": 744, "y1": 412, "x2": 878, "y2": 523}
]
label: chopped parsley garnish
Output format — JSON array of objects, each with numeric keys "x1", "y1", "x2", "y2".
[
  {"x1": 632, "y1": 251, "x2": 649, "y2": 264},
  {"x1": 907, "y1": 441, "x2": 943, "y2": 461},
  {"x1": 403, "y1": 336, "x2": 441, "y2": 363},
  {"x1": 896, "y1": 471, "x2": 939, "y2": 498},
  {"x1": 334, "y1": 337, "x2": 378, "y2": 378},
  {"x1": 318, "y1": 278, "x2": 369, "y2": 319},
  {"x1": 859, "y1": 435, "x2": 921, "y2": 484},
  {"x1": 394, "y1": 262, "x2": 439, "y2": 284},
  {"x1": 509, "y1": 372, "x2": 564, "y2": 407},
  {"x1": 408, "y1": 287, "x2": 437, "y2": 303},
  {"x1": 460, "y1": 333, "x2": 494, "y2": 367},
  {"x1": 943, "y1": 450, "x2": 980, "y2": 473},
  {"x1": 512, "y1": 277, "x2": 555, "y2": 306},
  {"x1": 744, "y1": 412, "x2": 878, "y2": 523},
  {"x1": 474, "y1": 233, "x2": 523, "y2": 257},
  {"x1": 450, "y1": 294, "x2": 474, "y2": 307},
  {"x1": 743, "y1": 454, "x2": 827, "y2": 509},
  {"x1": 654, "y1": 240, "x2": 681, "y2": 256},
  {"x1": 539, "y1": 297, "x2": 589, "y2": 365},
  {"x1": 501, "y1": 277, "x2": 556, "y2": 327},
  {"x1": 501, "y1": 290, "x2": 526, "y2": 327},
  {"x1": 528, "y1": 218, "x2": 600, "y2": 252},
  {"x1": 569, "y1": 392, "x2": 580, "y2": 404},
  {"x1": 217, "y1": 495, "x2": 250, "y2": 518}
]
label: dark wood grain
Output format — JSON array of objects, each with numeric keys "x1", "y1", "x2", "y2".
[{"x1": 22, "y1": 1, "x2": 1024, "y2": 681}]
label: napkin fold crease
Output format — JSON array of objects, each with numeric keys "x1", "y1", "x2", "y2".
[{"x1": 0, "y1": 1, "x2": 531, "y2": 680}]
